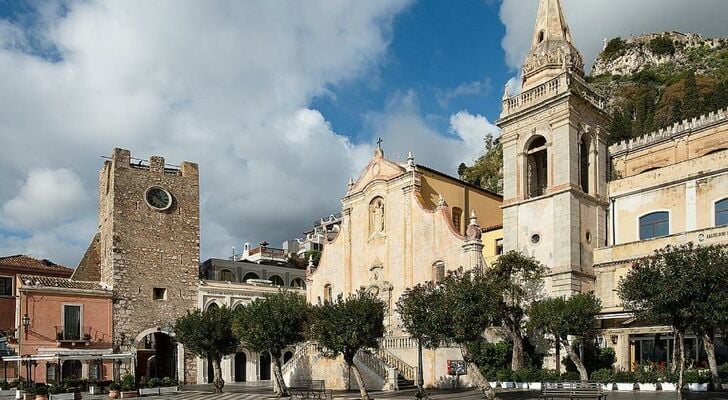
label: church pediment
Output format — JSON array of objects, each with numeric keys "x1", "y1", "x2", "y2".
[{"x1": 348, "y1": 150, "x2": 405, "y2": 194}]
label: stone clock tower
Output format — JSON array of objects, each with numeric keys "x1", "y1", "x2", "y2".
[
  {"x1": 497, "y1": 0, "x2": 610, "y2": 296},
  {"x1": 76, "y1": 147, "x2": 199, "y2": 382}
]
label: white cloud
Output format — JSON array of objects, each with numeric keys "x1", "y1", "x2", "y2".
[
  {"x1": 0, "y1": 0, "x2": 411, "y2": 265},
  {"x1": 436, "y1": 78, "x2": 492, "y2": 108},
  {"x1": 365, "y1": 91, "x2": 499, "y2": 173},
  {"x1": 2, "y1": 168, "x2": 91, "y2": 230},
  {"x1": 500, "y1": 0, "x2": 728, "y2": 72}
]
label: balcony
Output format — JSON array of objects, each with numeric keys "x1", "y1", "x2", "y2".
[{"x1": 55, "y1": 326, "x2": 92, "y2": 346}]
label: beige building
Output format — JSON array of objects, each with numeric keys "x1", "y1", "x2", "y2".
[
  {"x1": 498, "y1": 0, "x2": 728, "y2": 371},
  {"x1": 286, "y1": 147, "x2": 503, "y2": 389}
]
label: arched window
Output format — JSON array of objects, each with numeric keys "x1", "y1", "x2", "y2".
[
  {"x1": 452, "y1": 207, "x2": 463, "y2": 233},
  {"x1": 639, "y1": 212, "x2": 670, "y2": 240},
  {"x1": 526, "y1": 136, "x2": 548, "y2": 198},
  {"x1": 291, "y1": 278, "x2": 306, "y2": 289},
  {"x1": 580, "y1": 135, "x2": 591, "y2": 194},
  {"x1": 218, "y1": 269, "x2": 235, "y2": 282},
  {"x1": 242, "y1": 272, "x2": 259, "y2": 282},
  {"x1": 716, "y1": 198, "x2": 728, "y2": 227},
  {"x1": 323, "y1": 284, "x2": 333, "y2": 302},
  {"x1": 206, "y1": 302, "x2": 220, "y2": 311},
  {"x1": 269, "y1": 275, "x2": 284, "y2": 287},
  {"x1": 537, "y1": 30, "x2": 545, "y2": 43},
  {"x1": 432, "y1": 261, "x2": 445, "y2": 283}
]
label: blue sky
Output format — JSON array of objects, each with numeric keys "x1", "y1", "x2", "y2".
[
  {"x1": 1, "y1": 0, "x2": 728, "y2": 265},
  {"x1": 311, "y1": 0, "x2": 507, "y2": 143}
]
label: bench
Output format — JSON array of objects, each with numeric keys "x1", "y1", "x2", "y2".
[
  {"x1": 539, "y1": 381, "x2": 607, "y2": 400},
  {"x1": 289, "y1": 379, "x2": 333, "y2": 400}
]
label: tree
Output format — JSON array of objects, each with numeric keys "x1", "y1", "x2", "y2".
[
  {"x1": 233, "y1": 291, "x2": 309, "y2": 397},
  {"x1": 485, "y1": 251, "x2": 546, "y2": 371},
  {"x1": 439, "y1": 269, "x2": 500, "y2": 400},
  {"x1": 174, "y1": 306, "x2": 240, "y2": 394},
  {"x1": 308, "y1": 290, "x2": 385, "y2": 400},
  {"x1": 618, "y1": 244, "x2": 704, "y2": 400},
  {"x1": 528, "y1": 293, "x2": 602, "y2": 381},
  {"x1": 396, "y1": 281, "x2": 448, "y2": 398},
  {"x1": 458, "y1": 134, "x2": 503, "y2": 194}
]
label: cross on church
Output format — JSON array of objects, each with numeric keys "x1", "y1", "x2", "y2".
[{"x1": 376, "y1": 137, "x2": 383, "y2": 148}]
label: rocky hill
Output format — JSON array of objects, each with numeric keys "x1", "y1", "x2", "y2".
[{"x1": 588, "y1": 31, "x2": 728, "y2": 144}]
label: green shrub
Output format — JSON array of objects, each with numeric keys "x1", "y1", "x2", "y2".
[
  {"x1": 160, "y1": 377, "x2": 175, "y2": 387},
  {"x1": 636, "y1": 367, "x2": 659, "y2": 383},
  {"x1": 34, "y1": 385, "x2": 48, "y2": 395},
  {"x1": 513, "y1": 368, "x2": 540, "y2": 382},
  {"x1": 540, "y1": 369, "x2": 560, "y2": 382},
  {"x1": 496, "y1": 369, "x2": 513, "y2": 382},
  {"x1": 108, "y1": 382, "x2": 121, "y2": 391},
  {"x1": 683, "y1": 369, "x2": 710, "y2": 384},
  {"x1": 650, "y1": 36, "x2": 676, "y2": 56},
  {"x1": 0, "y1": 381, "x2": 8, "y2": 390},
  {"x1": 603, "y1": 37, "x2": 627, "y2": 61},
  {"x1": 613, "y1": 370, "x2": 637, "y2": 383},
  {"x1": 591, "y1": 368, "x2": 614, "y2": 383},
  {"x1": 47, "y1": 385, "x2": 63, "y2": 394},
  {"x1": 147, "y1": 378, "x2": 160, "y2": 388},
  {"x1": 561, "y1": 371, "x2": 580, "y2": 381}
]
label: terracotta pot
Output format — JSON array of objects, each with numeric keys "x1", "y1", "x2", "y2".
[
  {"x1": 120, "y1": 391, "x2": 137, "y2": 399},
  {"x1": 35, "y1": 395, "x2": 48, "y2": 400},
  {"x1": 24, "y1": 393, "x2": 34, "y2": 400},
  {"x1": 108, "y1": 390, "x2": 120, "y2": 399}
]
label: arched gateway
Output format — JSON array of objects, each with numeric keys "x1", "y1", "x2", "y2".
[{"x1": 134, "y1": 329, "x2": 182, "y2": 383}]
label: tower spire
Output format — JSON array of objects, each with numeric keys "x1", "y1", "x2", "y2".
[{"x1": 521, "y1": 0, "x2": 584, "y2": 92}]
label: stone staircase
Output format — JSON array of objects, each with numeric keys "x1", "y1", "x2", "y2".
[{"x1": 280, "y1": 340, "x2": 418, "y2": 391}]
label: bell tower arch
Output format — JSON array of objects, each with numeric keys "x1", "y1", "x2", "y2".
[{"x1": 498, "y1": 0, "x2": 610, "y2": 296}]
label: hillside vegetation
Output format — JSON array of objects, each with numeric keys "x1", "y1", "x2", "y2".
[{"x1": 458, "y1": 32, "x2": 728, "y2": 192}]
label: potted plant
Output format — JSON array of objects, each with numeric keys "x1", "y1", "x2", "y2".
[
  {"x1": 108, "y1": 382, "x2": 120, "y2": 399},
  {"x1": 512, "y1": 369, "x2": 529, "y2": 389},
  {"x1": 590, "y1": 368, "x2": 614, "y2": 391},
  {"x1": 659, "y1": 370, "x2": 678, "y2": 392},
  {"x1": 23, "y1": 385, "x2": 35, "y2": 400},
  {"x1": 637, "y1": 367, "x2": 658, "y2": 391},
  {"x1": 34, "y1": 385, "x2": 48, "y2": 400},
  {"x1": 684, "y1": 369, "x2": 709, "y2": 392},
  {"x1": 119, "y1": 374, "x2": 137, "y2": 398},
  {"x1": 89, "y1": 378, "x2": 100, "y2": 395},
  {"x1": 497, "y1": 369, "x2": 515, "y2": 389},
  {"x1": 613, "y1": 370, "x2": 636, "y2": 391},
  {"x1": 138, "y1": 378, "x2": 160, "y2": 396},
  {"x1": 484, "y1": 369, "x2": 498, "y2": 389}
]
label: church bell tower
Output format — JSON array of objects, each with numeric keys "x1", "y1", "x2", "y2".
[{"x1": 498, "y1": 0, "x2": 611, "y2": 296}]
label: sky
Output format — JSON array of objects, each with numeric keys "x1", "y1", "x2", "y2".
[{"x1": 1, "y1": 0, "x2": 728, "y2": 266}]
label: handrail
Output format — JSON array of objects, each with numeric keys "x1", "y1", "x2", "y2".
[
  {"x1": 376, "y1": 347, "x2": 417, "y2": 382},
  {"x1": 354, "y1": 350, "x2": 389, "y2": 380},
  {"x1": 380, "y1": 336, "x2": 418, "y2": 349},
  {"x1": 281, "y1": 341, "x2": 317, "y2": 375}
]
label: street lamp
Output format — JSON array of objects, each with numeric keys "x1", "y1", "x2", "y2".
[{"x1": 21, "y1": 314, "x2": 30, "y2": 333}]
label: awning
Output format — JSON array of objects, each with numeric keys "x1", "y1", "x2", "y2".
[{"x1": 2, "y1": 353, "x2": 134, "y2": 362}]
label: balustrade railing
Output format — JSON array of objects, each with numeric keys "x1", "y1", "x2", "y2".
[
  {"x1": 376, "y1": 348, "x2": 417, "y2": 382},
  {"x1": 354, "y1": 350, "x2": 389, "y2": 381},
  {"x1": 281, "y1": 341, "x2": 316, "y2": 375},
  {"x1": 501, "y1": 73, "x2": 604, "y2": 118}
]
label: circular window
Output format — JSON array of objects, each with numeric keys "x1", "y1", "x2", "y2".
[
  {"x1": 145, "y1": 186, "x2": 173, "y2": 211},
  {"x1": 586, "y1": 231, "x2": 592, "y2": 244},
  {"x1": 530, "y1": 234, "x2": 541, "y2": 245}
]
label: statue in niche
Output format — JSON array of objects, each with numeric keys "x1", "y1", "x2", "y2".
[{"x1": 370, "y1": 197, "x2": 385, "y2": 234}]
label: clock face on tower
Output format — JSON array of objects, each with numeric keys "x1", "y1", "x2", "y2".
[{"x1": 145, "y1": 186, "x2": 173, "y2": 211}]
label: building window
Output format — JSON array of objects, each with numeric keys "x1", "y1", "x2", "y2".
[
  {"x1": 207, "y1": 302, "x2": 219, "y2": 311},
  {"x1": 242, "y1": 272, "x2": 259, "y2": 282},
  {"x1": 89, "y1": 360, "x2": 101, "y2": 380},
  {"x1": 291, "y1": 278, "x2": 306, "y2": 289},
  {"x1": 452, "y1": 207, "x2": 463, "y2": 232},
  {"x1": 269, "y1": 275, "x2": 284, "y2": 287},
  {"x1": 580, "y1": 135, "x2": 591, "y2": 194},
  {"x1": 218, "y1": 269, "x2": 235, "y2": 282},
  {"x1": 63, "y1": 305, "x2": 81, "y2": 341},
  {"x1": 432, "y1": 261, "x2": 445, "y2": 283},
  {"x1": 639, "y1": 212, "x2": 670, "y2": 240},
  {"x1": 323, "y1": 284, "x2": 333, "y2": 302},
  {"x1": 0, "y1": 276, "x2": 11, "y2": 296},
  {"x1": 46, "y1": 363, "x2": 58, "y2": 384},
  {"x1": 153, "y1": 287, "x2": 167, "y2": 300},
  {"x1": 526, "y1": 136, "x2": 548, "y2": 198},
  {"x1": 495, "y1": 239, "x2": 504, "y2": 255},
  {"x1": 716, "y1": 198, "x2": 728, "y2": 227}
]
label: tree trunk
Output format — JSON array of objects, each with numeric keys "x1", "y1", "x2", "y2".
[
  {"x1": 703, "y1": 334, "x2": 722, "y2": 391},
  {"x1": 212, "y1": 356, "x2": 224, "y2": 394},
  {"x1": 554, "y1": 337, "x2": 561, "y2": 375},
  {"x1": 562, "y1": 339, "x2": 588, "y2": 382},
  {"x1": 677, "y1": 331, "x2": 685, "y2": 400},
  {"x1": 347, "y1": 359, "x2": 370, "y2": 400},
  {"x1": 416, "y1": 339, "x2": 428, "y2": 398},
  {"x1": 272, "y1": 355, "x2": 289, "y2": 397},
  {"x1": 671, "y1": 329, "x2": 680, "y2": 374},
  {"x1": 460, "y1": 346, "x2": 498, "y2": 400},
  {"x1": 505, "y1": 324, "x2": 524, "y2": 371}
]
